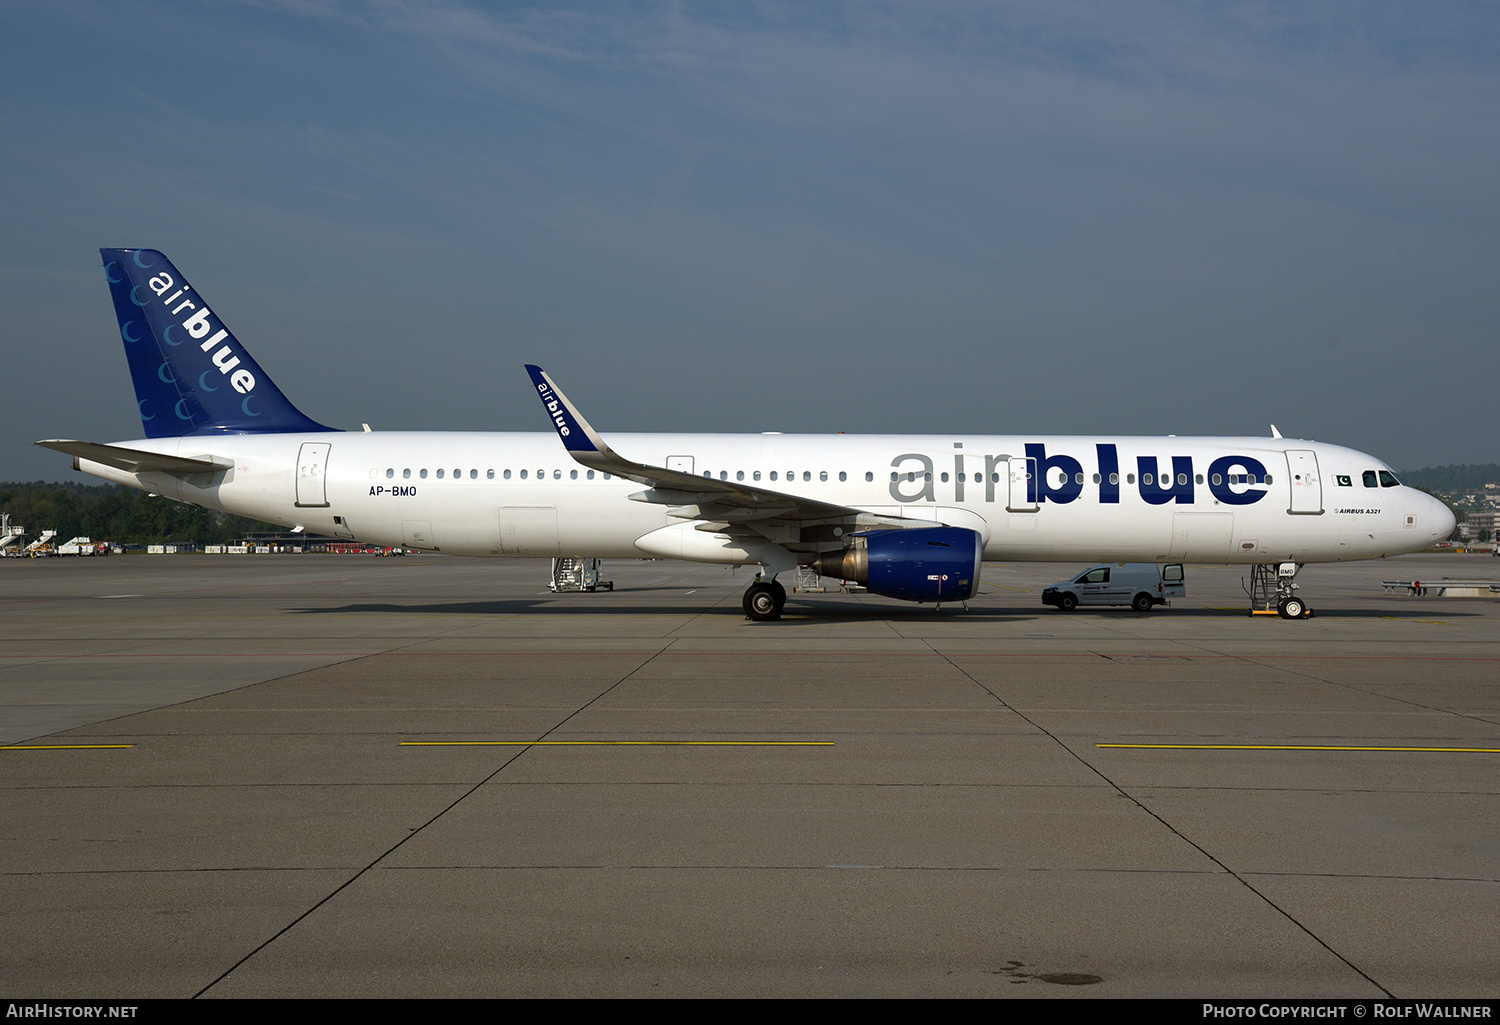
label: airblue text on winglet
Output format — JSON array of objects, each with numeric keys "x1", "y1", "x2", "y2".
[{"x1": 525, "y1": 364, "x2": 600, "y2": 453}]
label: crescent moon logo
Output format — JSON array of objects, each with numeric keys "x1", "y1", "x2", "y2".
[
  {"x1": 162, "y1": 324, "x2": 182, "y2": 346},
  {"x1": 198, "y1": 370, "x2": 219, "y2": 392},
  {"x1": 157, "y1": 361, "x2": 176, "y2": 384},
  {"x1": 175, "y1": 400, "x2": 193, "y2": 421},
  {"x1": 138, "y1": 399, "x2": 154, "y2": 421},
  {"x1": 130, "y1": 285, "x2": 151, "y2": 307},
  {"x1": 105, "y1": 262, "x2": 122, "y2": 283},
  {"x1": 242, "y1": 396, "x2": 261, "y2": 417},
  {"x1": 132, "y1": 251, "x2": 155, "y2": 269},
  {"x1": 121, "y1": 321, "x2": 142, "y2": 343}
]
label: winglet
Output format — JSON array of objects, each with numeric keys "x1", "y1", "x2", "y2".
[{"x1": 524, "y1": 365, "x2": 616, "y2": 457}]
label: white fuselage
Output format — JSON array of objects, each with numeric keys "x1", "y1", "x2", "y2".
[{"x1": 72, "y1": 431, "x2": 1454, "y2": 566}]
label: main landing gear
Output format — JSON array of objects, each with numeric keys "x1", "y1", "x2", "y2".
[
  {"x1": 743, "y1": 578, "x2": 787, "y2": 621},
  {"x1": 1245, "y1": 562, "x2": 1314, "y2": 619}
]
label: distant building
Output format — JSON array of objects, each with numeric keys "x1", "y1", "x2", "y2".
[{"x1": 1462, "y1": 509, "x2": 1500, "y2": 539}]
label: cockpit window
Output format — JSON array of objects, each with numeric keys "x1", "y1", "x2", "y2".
[
  {"x1": 1379, "y1": 470, "x2": 1402, "y2": 488},
  {"x1": 1362, "y1": 470, "x2": 1378, "y2": 488}
]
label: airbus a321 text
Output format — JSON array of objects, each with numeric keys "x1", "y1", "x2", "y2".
[{"x1": 37, "y1": 249, "x2": 1454, "y2": 621}]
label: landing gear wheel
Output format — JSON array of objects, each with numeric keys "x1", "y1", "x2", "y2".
[
  {"x1": 743, "y1": 582, "x2": 781, "y2": 621},
  {"x1": 1278, "y1": 597, "x2": 1305, "y2": 619},
  {"x1": 770, "y1": 580, "x2": 786, "y2": 607},
  {"x1": 1131, "y1": 593, "x2": 1154, "y2": 613},
  {"x1": 1058, "y1": 593, "x2": 1078, "y2": 612}
]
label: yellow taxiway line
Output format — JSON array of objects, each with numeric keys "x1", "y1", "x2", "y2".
[
  {"x1": 1098, "y1": 743, "x2": 1499, "y2": 753},
  {"x1": 2, "y1": 744, "x2": 135, "y2": 750},
  {"x1": 400, "y1": 740, "x2": 833, "y2": 747}
]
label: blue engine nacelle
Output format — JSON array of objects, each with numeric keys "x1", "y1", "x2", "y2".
[{"x1": 811, "y1": 526, "x2": 983, "y2": 603}]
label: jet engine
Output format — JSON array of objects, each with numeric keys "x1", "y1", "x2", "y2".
[{"x1": 811, "y1": 526, "x2": 982, "y2": 603}]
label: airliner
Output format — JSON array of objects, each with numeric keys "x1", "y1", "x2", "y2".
[{"x1": 37, "y1": 249, "x2": 1455, "y2": 620}]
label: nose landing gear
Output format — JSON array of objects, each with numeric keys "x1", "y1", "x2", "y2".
[{"x1": 1246, "y1": 563, "x2": 1314, "y2": 619}]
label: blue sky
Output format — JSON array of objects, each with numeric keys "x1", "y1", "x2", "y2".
[{"x1": 3, "y1": 2, "x2": 1497, "y2": 480}]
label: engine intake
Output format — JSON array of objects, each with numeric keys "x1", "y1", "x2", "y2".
[{"x1": 812, "y1": 526, "x2": 982, "y2": 603}]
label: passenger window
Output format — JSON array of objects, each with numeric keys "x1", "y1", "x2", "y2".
[
  {"x1": 403, "y1": 469, "x2": 411, "y2": 479},
  {"x1": 820, "y1": 471, "x2": 828, "y2": 482},
  {"x1": 520, "y1": 470, "x2": 527, "y2": 479},
  {"x1": 386, "y1": 468, "x2": 394, "y2": 479},
  {"x1": 1109, "y1": 473, "x2": 1118, "y2": 485},
  {"x1": 436, "y1": 469, "x2": 444, "y2": 479},
  {"x1": 736, "y1": 471, "x2": 744, "y2": 481},
  {"x1": 571, "y1": 470, "x2": 578, "y2": 479},
  {"x1": 865, "y1": 472, "x2": 873, "y2": 482},
  {"x1": 587, "y1": 470, "x2": 594, "y2": 479},
  {"x1": 839, "y1": 472, "x2": 846, "y2": 482},
  {"x1": 804, "y1": 471, "x2": 812, "y2": 482},
  {"x1": 1363, "y1": 470, "x2": 1378, "y2": 487}
]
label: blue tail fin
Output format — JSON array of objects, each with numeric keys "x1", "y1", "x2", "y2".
[{"x1": 101, "y1": 249, "x2": 336, "y2": 436}]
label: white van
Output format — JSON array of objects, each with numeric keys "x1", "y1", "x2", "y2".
[{"x1": 1042, "y1": 563, "x2": 1185, "y2": 612}]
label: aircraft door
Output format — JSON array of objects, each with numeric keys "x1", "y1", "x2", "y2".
[
  {"x1": 1008, "y1": 457, "x2": 1038, "y2": 512},
  {"x1": 295, "y1": 442, "x2": 331, "y2": 507},
  {"x1": 1168, "y1": 512, "x2": 1235, "y2": 561},
  {"x1": 500, "y1": 506, "x2": 561, "y2": 556},
  {"x1": 402, "y1": 520, "x2": 435, "y2": 550},
  {"x1": 1286, "y1": 450, "x2": 1323, "y2": 514}
]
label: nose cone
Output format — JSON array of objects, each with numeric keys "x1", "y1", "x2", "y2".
[{"x1": 1428, "y1": 493, "x2": 1457, "y2": 543}]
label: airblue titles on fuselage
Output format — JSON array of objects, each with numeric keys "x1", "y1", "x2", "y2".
[{"x1": 887, "y1": 443, "x2": 1270, "y2": 506}]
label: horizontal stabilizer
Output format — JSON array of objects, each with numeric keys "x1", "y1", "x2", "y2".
[{"x1": 35, "y1": 440, "x2": 232, "y2": 476}]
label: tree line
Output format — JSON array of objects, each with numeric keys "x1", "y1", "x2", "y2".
[{"x1": 0, "y1": 481, "x2": 277, "y2": 545}]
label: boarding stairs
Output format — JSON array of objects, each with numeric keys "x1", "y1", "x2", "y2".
[{"x1": 549, "y1": 557, "x2": 613, "y2": 592}]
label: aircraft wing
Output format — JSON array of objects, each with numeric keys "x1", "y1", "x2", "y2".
[
  {"x1": 35, "y1": 440, "x2": 232, "y2": 476},
  {"x1": 523, "y1": 365, "x2": 913, "y2": 537}
]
